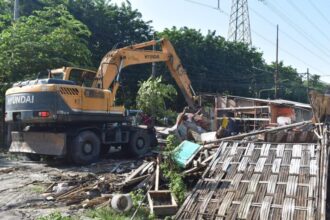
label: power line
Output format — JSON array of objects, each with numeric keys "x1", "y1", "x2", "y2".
[
  {"x1": 249, "y1": 7, "x2": 330, "y2": 66},
  {"x1": 183, "y1": 0, "x2": 223, "y2": 13},
  {"x1": 183, "y1": 0, "x2": 328, "y2": 76},
  {"x1": 252, "y1": 29, "x2": 326, "y2": 75},
  {"x1": 287, "y1": 0, "x2": 330, "y2": 43},
  {"x1": 262, "y1": 1, "x2": 330, "y2": 56},
  {"x1": 308, "y1": 0, "x2": 330, "y2": 27}
]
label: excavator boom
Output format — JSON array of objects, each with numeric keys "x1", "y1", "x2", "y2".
[{"x1": 94, "y1": 38, "x2": 197, "y2": 109}]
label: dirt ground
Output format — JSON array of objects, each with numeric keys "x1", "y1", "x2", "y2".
[{"x1": 0, "y1": 150, "x2": 142, "y2": 220}]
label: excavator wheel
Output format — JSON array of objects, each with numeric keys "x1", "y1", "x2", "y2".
[
  {"x1": 70, "y1": 131, "x2": 100, "y2": 165},
  {"x1": 128, "y1": 129, "x2": 151, "y2": 157}
]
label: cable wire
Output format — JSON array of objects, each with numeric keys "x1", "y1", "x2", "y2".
[
  {"x1": 250, "y1": 6, "x2": 330, "y2": 66},
  {"x1": 308, "y1": 0, "x2": 330, "y2": 27},
  {"x1": 287, "y1": 0, "x2": 330, "y2": 43}
]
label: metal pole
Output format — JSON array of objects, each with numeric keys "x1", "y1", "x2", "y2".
[
  {"x1": 14, "y1": 0, "x2": 19, "y2": 20},
  {"x1": 235, "y1": 0, "x2": 239, "y2": 42},
  {"x1": 151, "y1": 33, "x2": 156, "y2": 78},
  {"x1": 275, "y1": 24, "x2": 279, "y2": 99},
  {"x1": 307, "y1": 68, "x2": 310, "y2": 91}
]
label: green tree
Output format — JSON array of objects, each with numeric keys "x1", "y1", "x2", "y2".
[
  {"x1": 136, "y1": 76, "x2": 177, "y2": 120},
  {"x1": 0, "y1": 0, "x2": 12, "y2": 33},
  {"x1": 67, "y1": 0, "x2": 154, "y2": 106},
  {"x1": 156, "y1": 27, "x2": 265, "y2": 109},
  {"x1": 67, "y1": 0, "x2": 152, "y2": 67},
  {"x1": 0, "y1": 5, "x2": 91, "y2": 83}
]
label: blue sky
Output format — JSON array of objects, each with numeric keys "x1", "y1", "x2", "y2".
[{"x1": 112, "y1": 0, "x2": 330, "y2": 82}]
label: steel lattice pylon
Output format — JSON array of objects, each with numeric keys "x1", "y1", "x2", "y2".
[{"x1": 228, "y1": 0, "x2": 252, "y2": 45}]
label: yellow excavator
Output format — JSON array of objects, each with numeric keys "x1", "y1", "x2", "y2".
[{"x1": 5, "y1": 38, "x2": 198, "y2": 164}]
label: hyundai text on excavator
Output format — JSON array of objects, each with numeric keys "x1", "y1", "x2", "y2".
[{"x1": 5, "y1": 38, "x2": 197, "y2": 164}]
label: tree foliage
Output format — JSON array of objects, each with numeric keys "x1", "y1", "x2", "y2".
[
  {"x1": 0, "y1": 5, "x2": 91, "y2": 82},
  {"x1": 136, "y1": 76, "x2": 177, "y2": 119},
  {"x1": 67, "y1": 0, "x2": 152, "y2": 67},
  {"x1": 155, "y1": 27, "x2": 266, "y2": 109}
]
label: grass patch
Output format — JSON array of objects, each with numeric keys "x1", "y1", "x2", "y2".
[
  {"x1": 85, "y1": 206, "x2": 153, "y2": 220},
  {"x1": 29, "y1": 184, "x2": 45, "y2": 193},
  {"x1": 36, "y1": 211, "x2": 73, "y2": 220}
]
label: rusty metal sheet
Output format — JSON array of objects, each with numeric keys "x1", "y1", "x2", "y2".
[{"x1": 9, "y1": 131, "x2": 66, "y2": 156}]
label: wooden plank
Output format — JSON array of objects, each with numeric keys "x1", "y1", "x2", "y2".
[
  {"x1": 292, "y1": 144, "x2": 302, "y2": 158},
  {"x1": 255, "y1": 158, "x2": 267, "y2": 173},
  {"x1": 237, "y1": 194, "x2": 254, "y2": 219},
  {"x1": 309, "y1": 160, "x2": 317, "y2": 176},
  {"x1": 155, "y1": 158, "x2": 160, "y2": 191},
  {"x1": 276, "y1": 144, "x2": 285, "y2": 157},
  {"x1": 260, "y1": 143, "x2": 271, "y2": 157},
  {"x1": 124, "y1": 161, "x2": 149, "y2": 183},
  {"x1": 247, "y1": 174, "x2": 261, "y2": 193},
  {"x1": 215, "y1": 106, "x2": 270, "y2": 111},
  {"x1": 229, "y1": 142, "x2": 239, "y2": 156},
  {"x1": 216, "y1": 192, "x2": 235, "y2": 218},
  {"x1": 244, "y1": 143, "x2": 255, "y2": 156},
  {"x1": 272, "y1": 158, "x2": 282, "y2": 174},
  {"x1": 267, "y1": 175, "x2": 278, "y2": 194},
  {"x1": 289, "y1": 159, "x2": 301, "y2": 175},
  {"x1": 216, "y1": 117, "x2": 271, "y2": 121},
  {"x1": 237, "y1": 157, "x2": 249, "y2": 172},
  {"x1": 230, "y1": 173, "x2": 244, "y2": 190},
  {"x1": 260, "y1": 196, "x2": 273, "y2": 220},
  {"x1": 286, "y1": 176, "x2": 298, "y2": 197},
  {"x1": 282, "y1": 198, "x2": 295, "y2": 220}
]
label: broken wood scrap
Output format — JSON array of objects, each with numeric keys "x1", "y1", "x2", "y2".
[
  {"x1": 44, "y1": 182, "x2": 56, "y2": 193},
  {"x1": 182, "y1": 154, "x2": 214, "y2": 175},
  {"x1": 0, "y1": 167, "x2": 18, "y2": 174},
  {"x1": 123, "y1": 174, "x2": 151, "y2": 187},
  {"x1": 141, "y1": 161, "x2": 155, "y2": 175},
  {"x1": 155, "y1": 157, "x2": 160, "y2": 191},
  {"x1": 132, "y1": 172, "x2": 156, "y2": 191},
  {"x1": 82, "y1": 196, "x2": 110, "y2": 209},
  {"x1": 64, "y1": 195, "x2": 87, "y2": 206},
  {"x1": 56, "y1": 182, "x2": 98, "y2": 200},
  {"x1": 124, "y1": 161, "x2": 149, "y2": 183}
]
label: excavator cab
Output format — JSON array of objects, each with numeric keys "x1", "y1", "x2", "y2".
[{"x1": 50, "y1": 67, "x2": 96, "y2": 87}]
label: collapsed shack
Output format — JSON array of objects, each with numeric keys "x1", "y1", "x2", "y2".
[
  {"x1": 157, "y1": 94, "x2": 314, "y2": 143},
  {"x1": 175, "y1": 121, "x2": 327, "y2": 219},
  {"x1": 214, "y1": 95, "x2": 313, "y2": 132}
]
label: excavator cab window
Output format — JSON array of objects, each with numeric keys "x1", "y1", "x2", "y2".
[
  {"x1": 69, "y1": 69, "x2": 96, "y2": 87},
  {"x1": 51, "y1": 72, "x2": 64, "y2": 80}
]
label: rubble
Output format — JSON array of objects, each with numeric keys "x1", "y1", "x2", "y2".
[{"x1": 1, "y1": 94, "x2": 328, "y2": 219}]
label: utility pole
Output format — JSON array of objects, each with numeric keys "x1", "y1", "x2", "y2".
[
  {"x1": 274, "y1": 24, "x2": 279, "y2": 99},
  {"x1": 151, "y1": 33, "x2": 156, "y2": 78},
  {"x1": 307, "y1": 68, "x2": 310, "y2": 91},
  {"x1": 14, "y1": 0, "x2": 19, "y2": 20},
  {"x1": 228, "y1": 0, "x2": 252, "y2": 45}
]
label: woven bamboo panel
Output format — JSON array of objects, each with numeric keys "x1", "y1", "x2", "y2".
[{"x1": 175, "y1": 141, "x2": 323, "y2": 220}]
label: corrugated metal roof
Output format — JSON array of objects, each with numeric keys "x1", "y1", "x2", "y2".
[{"x1": 225, "y1": 95, "x2": 311, "y2": 109}]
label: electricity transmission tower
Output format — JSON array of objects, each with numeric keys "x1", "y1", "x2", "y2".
[{"x1": 228, "y1": 0, "x2": 252, "y2": 45}]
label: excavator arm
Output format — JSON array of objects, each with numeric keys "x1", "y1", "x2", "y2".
[{"x1": 93, "y1": 38, "x2": 197, "y2": 109}]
